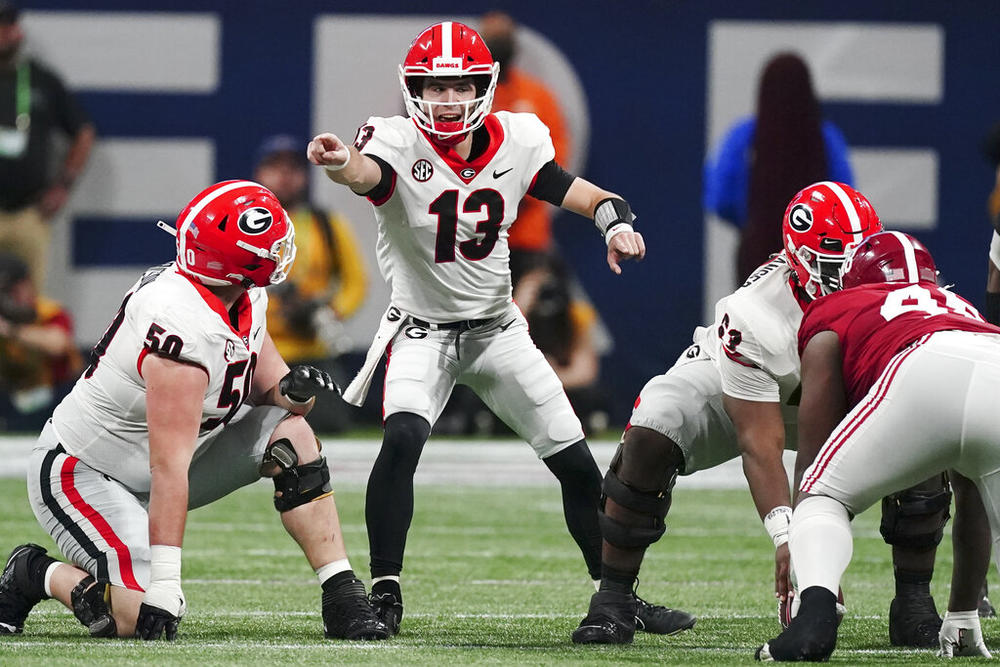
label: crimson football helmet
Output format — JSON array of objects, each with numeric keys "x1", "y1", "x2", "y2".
[
  {"x1": 398, "y1": 21, "x2": 499, "y2": 141},
  {"x1": 160, "y1": 180, "x2": 296, "y2": 288},
  {"x1": 840, "y1": 231, "x2": 937, "y2": 289},
  {"x1": 782, "y1": 181, "x2": 882, "y2": 298}
]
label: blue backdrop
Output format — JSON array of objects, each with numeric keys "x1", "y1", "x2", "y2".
[{"x1": 24, "y1": 0, "x2": 1000, "y2": 421}]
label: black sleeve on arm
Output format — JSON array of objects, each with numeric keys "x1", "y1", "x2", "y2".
[
  {"x1": 986, "y1": 292, "x2": 1000, "y2": 325},
  {"x1": 358, "y1": 154, "x2": 396, "y2": 203},
  {"x1": 527, "y1": 160, "x2": 575, "y2": 206}
]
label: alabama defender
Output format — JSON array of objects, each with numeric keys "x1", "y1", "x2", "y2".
[
  {"x1": 573, "y1": 182, "x2": 956, "y2": 646},
  {"x1": 757, "y1": 232, "x2": 999, "y2": 661},
  {"x1": 0, "y1": 181, "x2": 388, "y2": 641},
  {"x1": 307, "y1": 20, "x2": 692, "y2": 636}
]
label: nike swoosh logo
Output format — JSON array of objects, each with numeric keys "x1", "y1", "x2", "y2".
[
  {"x1": 499, "y1": 319, "x2": 516, "y2": 332},
  {"x1": 493, "y1": 168, "x2": 513, "y2": 178}
]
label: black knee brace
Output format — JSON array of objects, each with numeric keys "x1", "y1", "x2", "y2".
[
  {"x1": 880, "y1": 475, "x2": 952, "y2": 550},
  {"x1": 598, "y1": 443, "x2": 678, "y2": 550},
  {"x1": 265, "y1": 438, "x2": 333, "y2": 512},
  {"x1": 70, "y1": 575, "x2": 117, "y2": 637}
]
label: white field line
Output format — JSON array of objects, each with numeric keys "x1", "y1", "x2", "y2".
[{"x1": 0, "y1": 436, "x2": 796, "y2": 489}]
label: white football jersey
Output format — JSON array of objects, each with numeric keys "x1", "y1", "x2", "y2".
[
  {"x1": 51, "y1": 264, "x2": 269, "y2": 492},
  {"x1": 357, "y1": 111, "x2": 555, "y2": 321},
  {"x1": 693, "y1": 254, "x2": 805, "y2": 411}
]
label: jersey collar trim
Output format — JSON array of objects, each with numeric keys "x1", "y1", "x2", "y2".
[
  {"x1": 416, "y1": 114, "x2": 504, "y2": 184},
  {"x1": 177, "y1": 269, "x2": 254, "y2": 344},
  {"x1": 788, "y1": 276, "x2": 812, "y2": 312}
]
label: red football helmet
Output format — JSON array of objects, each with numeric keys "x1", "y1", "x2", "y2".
[
  {"x1": 840, "y1": 231, "x2": 938, "y2": 289},
  {"x1": 398, "y1": 21, "x2": 499, "y2": 141},
  {"x1": 164, "y1": 180, "x2": 296, "y2": 288},
  {"x1": 782, "y1": 181, "x2": 882, "y2": 298}
]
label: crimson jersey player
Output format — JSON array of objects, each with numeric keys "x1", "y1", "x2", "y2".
[{"x1": 758, "y1": 231, "x2": 1000, "y2": 661}]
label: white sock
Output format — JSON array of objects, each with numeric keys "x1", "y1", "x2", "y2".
[
  {"x1": 592, "y1": 579, "x2": 601, "y2": 592},
  {"x1": 789, "y1": 496, "x2": 853, "y2": 596},
  {"x1": 43, "y1": 562, "x2": 61, "y2": 598},
  {"x1": 372, "y1": 575, "x2": 400, "y2": 587},
  {"x1": 315, "y1": 559, "x2": 351, "y2": 587}
]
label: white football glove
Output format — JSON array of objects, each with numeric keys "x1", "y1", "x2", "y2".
[
  {"x1": 136, "y1": 545, "x2": 187, "y2": 640},
  {"x1": 937, "y1": 610, "x2": 991, "y2": 658}
]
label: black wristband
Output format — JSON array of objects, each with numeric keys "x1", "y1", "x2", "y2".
[
  {"x1": 593, "y1": 197, "x2": 636, "y2": 237},
  {"x1": 985, "y1": 291, "x2": 1000, "y2": 325}
]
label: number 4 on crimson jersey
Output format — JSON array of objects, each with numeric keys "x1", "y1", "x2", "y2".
[{"x1": 355, "y1": 111, "x2": 555, "y2": 323}]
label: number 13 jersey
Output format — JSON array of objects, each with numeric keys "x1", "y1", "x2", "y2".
[{"x1": 357, "y1": 111, "x2": 555, "y2": 322}]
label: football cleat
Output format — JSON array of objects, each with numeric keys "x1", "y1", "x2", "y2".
[
  {"x1": 572, "y1": 590, "x2": 637, "y2": 645},
  {"x1": 321, "y1": 577, "x2": 390, "y2": 640},
  {"x1": 368, "y1": 580, "x2": 403, "y2": 636},
  {"x1": 634, "y1": 594, "x2": 696, "y2": 635},
  {"x1": 888, "y1": 593, "x2": 941, "y2": 648},
  {"x1": 779, "y1": 586, "x2": 846, "y2": 629},
  {"x1": 0, "y1": 544, "x2": 51, "y2": 635},
  {"x1": 756, "y1": 587, "x2": 838, "y2": 662},
  {"x1": 979, "y1": 582, "x2": 996, "y2": 619}
]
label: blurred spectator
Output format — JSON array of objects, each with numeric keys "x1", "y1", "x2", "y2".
[
  {"x1": 0, "y1": 251, "x2": 81, "y2": 431},
  {"x1": 703, "y1": 52, "x2": 852, "y2": 280},
  {"x1": 513, "y1": 253, "x2": 608, "y2": 434},
  {"x1": 480, "y1": 10, "x2": 571, "y2": 283},
  {"x1": 252, "y1": 134, "x2": 368, "y2": 433},
  {"x1": 982, "y1": 121, "x2": 1000, "y2": 325},
  {"x1": 0, "y1": 1, "x2": 95, "y2": 289}
]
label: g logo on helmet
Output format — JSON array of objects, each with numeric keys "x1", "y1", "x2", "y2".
[
  {"x1": 788, "y1": 203, "x2": 813, "y2": 233},
  {"x1": 237, "y1": 207, "x2": 274, "y2": 235}
]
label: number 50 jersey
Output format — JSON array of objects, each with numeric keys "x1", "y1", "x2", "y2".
[
  {"x1": 357, "y1": 111, "x2": 555, "y2": 322},
  {"x1": 51, "y1": 264, "x2": 269, "y2": 493}
]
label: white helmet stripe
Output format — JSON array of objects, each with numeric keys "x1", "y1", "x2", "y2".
[
  {"x1": 177, "y1": 180, "x2": 258, "y2": 270},
  {"x1": 441, "y1": 21, "x2": 453, "y2": 59},
  {"x1": 818, "y1": 181, "x2": 864, "y2": 243},
  {"x1": 887, "y1": 230, "x2": 920, "y2": 282}
]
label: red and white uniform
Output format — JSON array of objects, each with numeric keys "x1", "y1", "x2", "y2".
[
  {"x1": 26, "y1": 264, "x2": 287, "y2": 590},
  {"x1": 797, "y1": 283, "x2": 1000, "y2": 523},
  {"x1": 343, "y1": 111, "x2": 582, "y2": 457},
  {"x1": 629, "y1": 254, "x2": 806, "y2": 473}
]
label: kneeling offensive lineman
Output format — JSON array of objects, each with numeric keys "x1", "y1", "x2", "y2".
[{"x1": 0, "y1": 181, "x2": 389, "y2": 641}]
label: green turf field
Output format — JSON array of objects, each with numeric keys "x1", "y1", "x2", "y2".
[{"x1": 0, "y1": 476, "x2": 992, "y2": 664}]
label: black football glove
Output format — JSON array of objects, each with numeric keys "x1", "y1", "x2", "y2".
[
  {"x1": 279, "y1": 365, "x2": 340, "y2": 403},
  {"x1": 135, "y1": 602, "x2": 181, "y2": 641}
]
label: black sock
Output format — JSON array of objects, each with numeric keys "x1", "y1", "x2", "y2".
[
  {"x1": 366, "y1": 413, "x2": 430, "y2": 578},
  {"x1": 543, "y1": 440, "x2": 603, "y2": 580},
  {"x1": 26, "y1": 550, "x2": 58, "y2": 601},
  {"x1": 321, "y1": 569, "x2": 357, "y2": 593},
  {"x1": 599, "y1": 565, "x2": 636, "y2": 594},
  {"x1": 894, "y1": 569, "x2": 933, "y2": 598}
]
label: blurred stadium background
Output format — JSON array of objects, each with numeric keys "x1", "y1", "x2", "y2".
[{"x1": 19, "y1": 0, "x2": 997, "y2": 426}]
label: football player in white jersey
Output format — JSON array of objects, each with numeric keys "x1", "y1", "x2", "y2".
[
  {"x1": 0, "y1": 181, "x2": 390, "y2": 641},
  {"x1": 572, "y1": 182, "x2": 963, "y2": 646},
  {"x1": 306, "y1": 20, "x2": 693, "y2": 637}
]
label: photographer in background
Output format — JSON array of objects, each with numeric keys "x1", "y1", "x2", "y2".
[
  {"x1": 0, "y1": 251, "x2": 81, "y2": 431},
  {"x1": 252, "y1": 134, "x2": 368, "y2": 433},
  {"x1": 513, "y1": 253, "x2": 608, "y2": 434}
]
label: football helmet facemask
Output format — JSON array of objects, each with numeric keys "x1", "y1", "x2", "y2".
[
  {"x1": 840, "y1": 230, "x2": 938, "y2": 290},
  {"x1": 162, "y1": 180, "x2": 296, "y2": 288},
  {"x1": 398, "y1": 21, "x2": 499, "y2": 143},
  {"x1": 782, "y1": 181, "x2": 882, "y2": 299}
]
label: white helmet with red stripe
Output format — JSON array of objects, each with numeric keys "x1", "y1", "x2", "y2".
[
  {"x1": 398, "y1": 21, "x2": 499, "y2": 141},
  {"x1": 782, "y1": 181, "x2": 882, "y2": 298},
  {"x1": 162, "y1": 180, "x2": 296, "y2": 288},
  {"x1": 840, "y1": 231, "x2": 938, "y2": 289}
]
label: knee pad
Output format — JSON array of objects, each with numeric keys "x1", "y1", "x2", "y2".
[
  {"x1": 598, "y1": 446, "x2": 678, "y2": 550},
  {"x1": 265, "y1": 438, "x2": 333, "y2": 513},
  {"x1": 70, "y1": 575, "x2": 117, "y2": 638},
  {"x1": 880, "y1": 475, "x2": 952, "y2": 549}
]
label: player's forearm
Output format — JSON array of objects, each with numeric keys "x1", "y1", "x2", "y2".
[
  {"x1": 949, "y1": 472, "x2": 992, "y2": 612},
  {"x1": 561, "y1": 178, "x2": 619, "y2": 220},
  {"x1": 740, "y1": 444, "x2": 792, "y2": 521},
  {"x1": 147, "y1": 464, "x2": 190, "y2": 547},
  {"x1": 324, "y1": 146, "x2": 381, "y2": 193}
]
